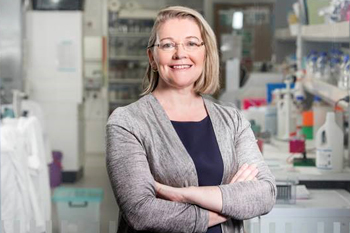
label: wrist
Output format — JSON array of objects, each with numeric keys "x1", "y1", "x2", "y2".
[{"x1": 184, "y1": 186, "x2": 199, "y2": 204}]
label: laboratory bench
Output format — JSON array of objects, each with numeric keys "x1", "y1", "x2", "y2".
[
  {"x1": 244, "y1": 139, "x2": 350, "y2": 233},
  {"x1": 245, "y1": 189, "x2": 350, "y2": 233},
  {"x1": 263, "y1": 138, "x2": 350, "y2": 192}
]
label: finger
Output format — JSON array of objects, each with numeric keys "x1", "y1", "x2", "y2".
[
  {"x1": 236, "y1": 168, "x2": 254, "y2": 182},
  {"x1": 154, "y1": 181, "x2": 164, "y2": 193},
  {"x1": 247, "y1": 164, "x2": 257, "y2": 171},
  {"x1": 230, "y1": 163, "x2": 248, "y2": 183},
  {"x1": 245, "y1": 168, "x2": 259, "y2": 181},
  {"x1": 230, "y1": 164, "x2": 257, "y2": 183}
]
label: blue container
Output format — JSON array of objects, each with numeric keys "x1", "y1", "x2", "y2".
[{"x1": 266, "y1": 83, "x2": 295, "y2": 104}]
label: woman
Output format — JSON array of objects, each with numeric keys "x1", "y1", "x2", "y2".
[{"x1": 106, "y1": 6, "x2": 276, "y2": 233}]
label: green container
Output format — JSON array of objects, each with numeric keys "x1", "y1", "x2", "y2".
[
  {"x1": 53, "y1": 188, "x2": 104, "y2": 233},
  {"x1": 53, "y1": 187, "x2": 103, "y2": 202},
  {"x1": 302, "y1": 126, "x2": 313, "y2": 140}
]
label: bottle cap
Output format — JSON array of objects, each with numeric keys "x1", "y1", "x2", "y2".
[
  {"x1": 313, "y1": 95, "x2": 322, "y2": 102},
  {"x1": 296, "y1": 95, "x2": 304, "y2": 101}
]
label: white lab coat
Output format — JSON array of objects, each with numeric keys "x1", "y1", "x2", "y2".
[
  {"x1": 1, "y1": 119, "x2": 31, "y2": 233},
  {"x1": 1, "y1": 117, "x2": 51, "y2": 233}
]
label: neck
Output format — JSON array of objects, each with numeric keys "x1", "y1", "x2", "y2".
[{"x1": 152, "y1": 86, "x2": 200, "y2": 110}]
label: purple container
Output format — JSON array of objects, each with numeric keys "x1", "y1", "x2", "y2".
[{"x1": 49, "y1": 151, "x2": 63, "y2": 188}]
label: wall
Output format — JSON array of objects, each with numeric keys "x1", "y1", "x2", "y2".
[{"x1": 117, "y1": 0, "x2": 203, "y2": 11}]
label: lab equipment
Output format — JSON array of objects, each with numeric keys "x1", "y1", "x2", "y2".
[
  {"x1": 306, "y1": 51, "x2": 318, "y2": 78},
  {"x1": 276, "y1": 179, "x2": 297, "y2": 205},
  {"x1": 312, "y1": 96, "x2": 332, "y2": 139},
  {"x1": 338, "y1": 55, "x2": 350, "y2": 90},
  {"x1": 315, "y1": 52, "x2": 331, "y2": 83},
  {"x1": 265, "y1": 106, "x2": 277, "y2": 136},
  {"x1": 316, "y1": 112, "x2": 344, "y2": 172},
  {"x1": 277, "y1": 79, "x2": 296, "y2": 140},
  {"x1": 49, "y1": 151, "x2": 63, "y2": 188}
]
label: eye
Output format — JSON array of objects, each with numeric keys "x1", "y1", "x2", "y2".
[
  {"x1": 186, "y1": 41, "x2": 199, "y2": 47},
  {"x1": 160, "y1": 42, "x2": 175, "y2": 49}
]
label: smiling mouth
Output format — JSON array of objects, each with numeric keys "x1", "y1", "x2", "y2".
[{"x1": 169, "y1": 65, "x2": 192, "y2": 69}]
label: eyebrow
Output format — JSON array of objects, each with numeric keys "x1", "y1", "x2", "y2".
[{"x1": 159, "y1": 36, "x2": 201, "y2": 42}]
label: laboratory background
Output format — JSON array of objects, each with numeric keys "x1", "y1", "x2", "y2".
[{"x1": 1, "y1": 0, "x2": 350, "y2": 232}]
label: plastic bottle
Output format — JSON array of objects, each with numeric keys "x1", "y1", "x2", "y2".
[
  {"x1": 315, "y1": 52, "x2": 331, "y2": 82},
  {"x1": 294, "y1": 96, "x2": 304, "y2": 132},
  {"x1": 315, "y1": 112, "x2": 344, "y2": 172},
  {"x1": 266, "y1": 89, "x2": 280, "y2": 136},
  {"x1": 338, "y1": 54, "x2": 350, "y2": 89},
  {"x1": 312, "y1": 96, "x2": 333, "y2": 139},
  {"x1": 330, "y1": 57, "x2": 341, "y2": 85},
  {"x1": 277, "y1": 81, "x2": 296, "y2": 140},
  {"x1": 306, "y1": 51, "x2": 318, "y2": 78}
]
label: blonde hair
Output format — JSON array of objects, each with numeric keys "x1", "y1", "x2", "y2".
[{"x1": 141, "y1": 6, "x2": 220, "y2": 95}]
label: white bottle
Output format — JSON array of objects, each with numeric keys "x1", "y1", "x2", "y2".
[
  {"x1": 316, "y1": 112, "x2": 344, "y2": 172},
  {"x1": 312, "y1": 96, "x2": 332, "y2": 139},
  {"x1": 277, "y1": 82, "x2": 296, "y2": 140}
]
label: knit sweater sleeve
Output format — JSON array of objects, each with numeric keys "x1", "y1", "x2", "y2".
[{"x1": 218, "y1": 110, "x2": 277, "y2": 220}]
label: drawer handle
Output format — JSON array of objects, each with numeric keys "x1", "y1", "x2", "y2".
[{"x1": 68, "y1": 201, "x2": 88, "y2": 208}]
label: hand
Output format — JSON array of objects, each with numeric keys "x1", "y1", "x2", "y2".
[
  {"x1": 154, "y1": 181, "x2": 187, "y2": 203},
  {"x1": 208, "y1": 211, "x2": 229, "y2": 227},
  {"x1": 230, "y1": 163, "x2": 258, "y2": 184}
]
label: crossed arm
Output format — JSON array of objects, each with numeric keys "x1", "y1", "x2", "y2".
[{"x1": 154, "y1": 163, "x2": 259, "y2": 227}]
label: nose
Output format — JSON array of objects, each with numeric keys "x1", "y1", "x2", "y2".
[{"x1": 172, "y1": 44, "x2": 187, "y2": 59}]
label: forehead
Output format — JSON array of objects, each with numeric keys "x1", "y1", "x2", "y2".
[{"x1": 157, "y1": 18, "x2": 202, "y2": 40}]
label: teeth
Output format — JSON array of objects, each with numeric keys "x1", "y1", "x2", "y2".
[{"x1": 172, "y1": 65, "x2": 191, "y2": 69}]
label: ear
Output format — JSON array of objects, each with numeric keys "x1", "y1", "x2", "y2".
[
  {"x1": 147, "y1": 48, "x2": 158, "y2": 70},
  {"x1": 147, "y1": 48, "x2": 154, "y2": 64}
]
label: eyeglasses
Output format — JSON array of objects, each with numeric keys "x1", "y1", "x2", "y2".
[{"x1": 148, "y1": 39, "x2": 205, "y2": 52}]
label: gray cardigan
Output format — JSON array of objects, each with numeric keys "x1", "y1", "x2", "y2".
[{"x1": 106, "y1": 93, "x2": 276, "y2": 233}]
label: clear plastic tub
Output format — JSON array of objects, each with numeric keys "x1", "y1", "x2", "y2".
[{"x1": 53, "y1": 188, "x2": 103, "y2": 233}]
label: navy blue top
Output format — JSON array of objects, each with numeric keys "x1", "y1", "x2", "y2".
[{"x1": 171, "y1": 115, "x2": 224, "y2": 233}]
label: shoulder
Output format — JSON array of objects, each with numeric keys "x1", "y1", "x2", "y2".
[
  {"x1": 204, "y1": 96, "x2": 243, "y2": 120},
  {"x1": 203, "y1": 96, "x2": 249, "y2": 132},
  {"x1": 107, "y1": 94, "x2": 152, "y2": 128}
]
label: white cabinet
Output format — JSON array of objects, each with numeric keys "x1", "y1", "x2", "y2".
[{"x1": 26, "y1": 11, "x2": 84, "y2": 181}]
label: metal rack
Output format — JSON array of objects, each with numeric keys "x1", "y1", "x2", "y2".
[{"x1": 107, "y1": 9, "x2": 156, "y2": 114}]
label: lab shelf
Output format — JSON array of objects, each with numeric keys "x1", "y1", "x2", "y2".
[
  {"x1": 118, "y1": 9, "x2": 157, "y2": 20},
  {"x1": 109, "y1": 78, "x2": 143, "y2": 84},
  {"x1": 275, "y1": 22, "x2": 350, "y2": 43},
  {"x1": 109, "y1": 55, "x2": 148, "y2": 61},
  {"x1": 109, "y1": 99, "x2": 137, "y2": 105},
  {"x1": 275, "y1": 28, "x2": 296, "y2": 41},
  {"x1": 109, "y1": 31, "x2": 151, "y2": 38},
  {"x1": 108, "y1": 11, "x2": 154, "y2": 113},
  {"x1": 302, "y1": 78, "x2": 348, "y2": 108},
  {"x1": 301, "y1": 21, "x2": 350, "y2": 42}
]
